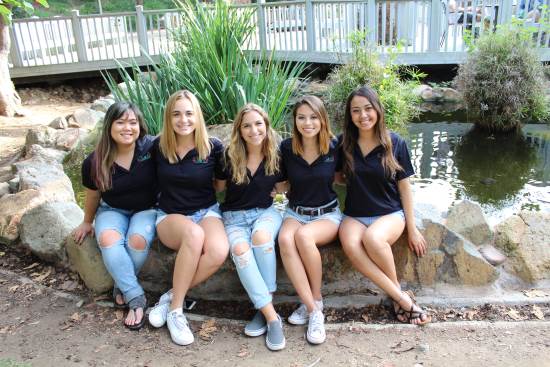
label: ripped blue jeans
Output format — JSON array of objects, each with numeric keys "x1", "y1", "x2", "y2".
[{"x1": 222, "y1": 206, "x2": 283, "y2": 309}]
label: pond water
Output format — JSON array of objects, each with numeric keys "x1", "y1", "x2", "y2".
[{"x1": 407, "y1": 113, "x2": 550, "y2": 225}]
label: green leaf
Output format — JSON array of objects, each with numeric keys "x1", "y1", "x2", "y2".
[
  {"x1": 0, "y1": 5, "x2": 12, "y2": 24},
  {"x1": 34, "y1": 0, "x2": 49, "y2": 8}
]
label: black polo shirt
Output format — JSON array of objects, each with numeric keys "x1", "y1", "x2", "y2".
[
  {"x1": 280, "y1": 137, "x2": 339, "y2": 208},
  {"x1": 155, "y1": 138, "x2": 224, "y2": 215},
  {"x1": 81, "y1": 135, "x2": 157, "y2": 211},
  {"x1": 342, "y1": 132, "x2": 414, "y2": 217},
  {"x1": 218, "y1": 153, "x2": 284, "y2": 212}
]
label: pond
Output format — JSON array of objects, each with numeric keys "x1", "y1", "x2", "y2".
[{"x1": 407, "y1": 112, "x2": 550, "y2": 225}]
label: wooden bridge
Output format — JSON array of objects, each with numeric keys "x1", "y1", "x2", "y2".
[{"x1": 8, "y1": 0, "x2": 550, "y2": 79}]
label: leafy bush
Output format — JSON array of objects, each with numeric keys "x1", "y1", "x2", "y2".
[
  {"x1": 455, "y1": 21, "x2": 550, "y2": 132},
  {"x1": 326, "y1": 32, "x2": 423, "y2": 131},
  {"x1": 105, "y1": 0, "x2": 305, "y2": 134}
]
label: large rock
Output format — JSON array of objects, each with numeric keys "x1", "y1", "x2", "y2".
[
  {"x1": 68, "y1": 108, "x2": 105, "y2": 130},
  {"x1": 56, "y1": 128, "x2": 89, "y2": 152},
  {"x1": 20, "y1": 201, "x2": 83, "y2": 264},
  {"x1": 25, "y1": 144, "x2": 67, "y2": 164},
  {"x1": 66, "y1": 236, "x2": 113, "y2": 294},
  {"x1": 14, "y1": 155, "x2": 75, "y2": 203},
  {"x1": 412, "y1": 179, "x2": 457, "y2": 224},
  {"x1": 494, "y1": 211, "x2": 550, "y2": 282},
  {"x1": 446, "y1": 200, "x2": 493, "y2": 246},
  {"x1": 91, "y1": 98, "x2": 115, "y2": 113},
  {"x1": 393, "y1": 220, "x2": 498, "y2": 286},
  {"x1": 24, "y1": 127, "x2": 58, "y2": 150},
  {"x1": 0, "y1": 189, "x2": 45, "y2": 245},
  {"x1": 0, "y1": 182, "x2": 9, "y2": 198},
  {"x1": 49, "y1": 116, "x2": 68, "y2": 130}
]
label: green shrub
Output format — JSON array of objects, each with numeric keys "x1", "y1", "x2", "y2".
[
  {"x1": 326, "y1": 32, "x2": 423, "y2": 131},
  {"x1": 455, "y1": 21, "x2": 550, "y2": 132},
  {"x1": 105, "y1": 0, "x2": 306, "y2": 134}
]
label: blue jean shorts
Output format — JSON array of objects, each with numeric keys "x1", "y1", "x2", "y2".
[
  {"x1": 283, "y1": 200, "x2": 343, "y2": 226},
  {"x1": 222, "y1": 206, "x2": 283, "y2": 249},
  {"x1": 351, "y1": 209, "x2": 405, "y2": 227},
  {"x1": 155, "y1": 203, "x2": 222, "y2": 227}
]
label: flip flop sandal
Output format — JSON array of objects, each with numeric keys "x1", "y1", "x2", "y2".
[
  {"x1": 401, "y1": 293, "x2": 432, "y2": 326},
  {"x1": 393, "y1": 290, "x2": 415, "y2": 323},
  {"x1": 112, "y1": 287, "x2": 127, "y2": 310},
  {"x1": 125, "y1": 294, "x2": 147, "y2": 331}
]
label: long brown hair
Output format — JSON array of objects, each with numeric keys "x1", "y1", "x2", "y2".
[
  {"x1": 342, "y1": 86, "x2": 402, "y2": 179},
  {"x1": 91, "y1": 102, "x2": 147, "y2": 192},
  {"x1": 291, "y1": 95, "x2": 334, "y2": 156},
  {"x1": 159, "y1": 90, "x2": 211, "y2": 163},
  {"x1": 226, "y1": 104, "x2": 279, "y2": 184}
]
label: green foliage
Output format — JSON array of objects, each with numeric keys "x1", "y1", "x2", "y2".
[
  {"x1": 105, "y1": 0, "x2": 305, "y2": 133},
  {"x1": 0, "y1": 359, "x2": 32, "y2": 367},
  {"x1": 23, "y1": 0, "x2": 175, "y2": 17},
  {"x1": 455, "y1": 20, "x2": 550, "y2": 132},
  {"x1": 326, "y1": 32, "x2": 424, "y2": 131},
  {"x1": 0, "y1": 0, "x2": 49, "y2": 23}
]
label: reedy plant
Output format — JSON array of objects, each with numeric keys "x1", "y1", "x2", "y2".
[{"x1": 105, "y1": 0, "x2": 305, "y2": 134}]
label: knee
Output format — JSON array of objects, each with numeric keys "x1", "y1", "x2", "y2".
[
  {"x1": 182, "y1": 225, "x2": 205, "y2": 253},
  {"x1": 232, "y1": 242, "x2": 250, "y2": 256},
  {"x1": 362, "y1": 232, "x2": 386, "y2": 251},
  {"x1": 128, "y1": 234, "x2": 147, "y2": 251},
  {"x1": 278, "y1": 233, "x2": 295, "y2": 254},
  {"x1": 208, "y1": 246, "x2": 228, "y2": 267},
  {"x1": 98, "y1": 230, "x2": 122, "y2": 248},
  {"x1": 294, "y1": 227, "x2": 313, "y2": 247},
  {"x1": 252, "y1": 230, "x2": 272, "y2": 246}
]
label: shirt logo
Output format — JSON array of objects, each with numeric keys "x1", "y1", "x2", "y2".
[
  {"x1": 137, "y1": 153, "x2": 151, "y2": 162},
  {"x1": 193, "y1": 157, "x2": 210, "y2": 164},
  {"x1": 323, "y1": 155, "x2": 335, "y2": 163}
]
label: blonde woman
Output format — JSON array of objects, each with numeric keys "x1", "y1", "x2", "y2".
[
  {"x1": 148, "y1": 90, "x2": 229, "y2": 345},
  {"x1": 217, "y1": 104, "x2": 286, "y2": 351},
  {"x1": 278, "y1": 95, "x2": 342, "y2": 345}
]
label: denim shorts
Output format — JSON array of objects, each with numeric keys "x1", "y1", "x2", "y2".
[
  {"x1": 351, "y1": 209, "x2": 405, "y2": 227},
  {"x1": 222, "y1": 206, "x2": 283, "y2": 249},
  {"x1": 94, "y1": 201, "x2": 157, "y2": 247},
  {"x1": 155, "y1": 203, "x2": 222, "y2": 227},
  {"x1": 283, "y1": 201, "x2": 343, "y2": 226}
]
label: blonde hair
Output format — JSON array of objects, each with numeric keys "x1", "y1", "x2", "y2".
[
  {"x1": 159, "y1": 90, "x2": 211, "y2": 163},
  {"x1": 227, "y1": 104, "x2": 280, "y2": 185},
  {"x1": 291, "y1": 95, "x2": 334, "y2": 156}
]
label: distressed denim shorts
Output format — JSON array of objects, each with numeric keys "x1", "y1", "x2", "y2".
[
  {"x1": 155, "y1": 203, "x2": 222, "y2": 227},
  {"x1": 351, "y1": 209, "x2": 405, "y2": 227},
  {"x1": 222, "y1": 206, "x2": 283, "y2": 249},
  {"x1": 283, "y1": 201, "x2": 343, "y2": 226}
]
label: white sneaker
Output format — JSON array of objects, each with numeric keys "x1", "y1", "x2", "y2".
[
  {"x1": 167, "y1": 309, "x2": 194, "y2": 346},
  {"x1": 148, "y1": 290, "x2": 173, "y2": 328},
  {"x1": 288, "y1": 300, "x2": 324, "y2": 325},
  {"x1": 306, "y1": 310, "x2": 326, "y2": 344}
]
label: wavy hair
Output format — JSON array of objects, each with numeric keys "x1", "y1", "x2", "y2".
[
  {"x1": 342, "y1": 86, "x2": 402, "y2": 179},
  {"x1": 226, "y1": 104, "x2": 280, "y2": 184},
  {"x1": 91, "y1": 101, "x2": 146, "y2": 192},
  {"x1": 159, "y1": 90, "x2": 210, "y2": 163},
  {"x1": 291, "y1": 95, "x2": 334, "y2": 156}
]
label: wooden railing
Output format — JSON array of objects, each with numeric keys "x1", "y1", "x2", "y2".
[{"x1": 8, "y1": 0, "x2": 550, "y2": 78}]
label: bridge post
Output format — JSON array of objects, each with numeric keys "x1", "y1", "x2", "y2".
[
  {"x1": 305, "y1": 0, "x2": 316, "y2": 51},
  {"x1": 257, "y1": 0, "x2": 267, "y2": 51},
  {"x1": 71, "y1": 10, "x2": 88, "y2": 62},
  {"x1": 428, "y1": 0, "x2": 442, "y2": 51},
  {"x1": 136, "y1": 5, "x2": 149, "y2": 55}
]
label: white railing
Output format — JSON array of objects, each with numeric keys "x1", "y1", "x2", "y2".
[{"x1": 8, "y1": 0, "x2": 550, "y2": 77}]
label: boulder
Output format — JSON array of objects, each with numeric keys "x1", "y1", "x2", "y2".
[
  {"x1": 446, "y1": 200, "x2": 493, "y2": 246},
  {"x1": 207, "y1": 124, "x2": 233, "y2": 146},
  {"x1": 0, "y1": 189, "x2": 45, "y2": 245},
  {"x1": 66, "y1": 236, "x2": 113, "y2": 294},
  {"x1": 0, "y1": 182, "x2": 9, "y2": 198},
  {"x1": 68, "y1": 108, "x2": 105, "y2": 130},
  {"x1": 56, "y1": 128, "x2": 89, "y2": 152},
  {"x1": 479, "y1": 244, "x2": 507, "y2": 266},
  {"x1": 20, "y1": 201, "x2": 83, "y2": 264},
  {"x1": 91, "y1": 98, "x2": 115, "y2": 113},
  {"x1": 440, "y1": 87, "x2": 461, "y2": 103},
  {"x1": 494, "y1": 211, "x2": 550, "y2": 282},
  {"x1": 49, "y1": 116, "x2": 68, "y2": 130},
  {"x1": 7, "y1": 177, "x2": 19, "y2": 193},
  {"x1": 393, "y1": 220, "x2": 498, "y2": 286},
  {"x1": 24, "y1": 127, "x2": 58, "y2": 150},
  {"x1": 412, "y1": 179, "x2": 457, "y2": 224},
  {"x1": 15, "y1": 156, "x2": 75, "y2": 203},
  {"x1": 25, "y1": 144, "x2": 67, "y2": 164}
]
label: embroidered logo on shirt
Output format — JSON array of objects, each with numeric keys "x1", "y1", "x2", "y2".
[
  {"x1": 137, "y1": 153, "x2": 151, "y2": 162},
  {"x1": 323, "y1": 155, "x2": 335, "y2": 163},
  {"x1": 193, "y1": 157, "x2": 210, "y2": 164}
]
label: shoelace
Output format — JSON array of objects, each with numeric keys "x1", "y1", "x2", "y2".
[
  {"x1": 309, "y1": 312, "x2": 324, "y2": 333},
  {"x1": 170, "y1": 312, "x2": 188, "y2": 329},
  {"x1": 294, "y1": 304, "x2": 308, "y2": 318}
]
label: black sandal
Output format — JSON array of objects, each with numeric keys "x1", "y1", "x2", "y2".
[
  {"x1": 393, "y1": 290, "x2": 415, "y2": 323},
  {"x1": 399, "y1": 291, "x2": 432, "y2": 326},
  {"x1": 125, "y1": 294, "x2": 147, "y2": 331},
  {"x1": 113, "y1": 287, "x2": 127, "y2": 310}
]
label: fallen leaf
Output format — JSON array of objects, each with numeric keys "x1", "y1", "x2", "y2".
[
  {"x1": 464, "y1": 310, "x2": 478, "y2": 320},
  {"x1": 0, "y1": 326, "x2": 9, "y2": 334},
  {"x1": 0, "y1": 251, "x2": 5, "y2": 257},
  {"x1": 523, "y1": 289, "x2": 549, "y2": 298},
  {"x1": 8, "y1": 285, "x2": 19, "y2": 293},
  {"x1": 506, "y1": 309, "x2": 524, "y2": 321},
  {"x1": 532, "y1": 305, "x2": 544, "y2": 320},
  {"x1": 199, "y1": 319, "x2": 217, "y2": 341},
  {"x1": 23, "y1": 262, "x2": 40, "y2": 270},
  {"x1": 33, "y1": 268, "x2": 52, "y2": 282},
  {"x1": 70, "y1": 312, "x2": 81, "y2": 322},
  {"x1": 236, "y1": 344, "x2": 249, "y2": 358},
  {"x1": 114, "y1": 310, "x2": 124, "y2": 321},
  {"x1": 361, "y1": 313, "x2": 369, "y2": 323}
]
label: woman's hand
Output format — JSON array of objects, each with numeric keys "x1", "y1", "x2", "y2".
[
  {"x1": 73, "y1": 222, "x2": 94, "y2": 245},
  {"x1": 408, "y1": 226, "x2": 427, "y2": 257}
]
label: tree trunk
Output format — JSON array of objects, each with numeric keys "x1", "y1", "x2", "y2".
[{"x1": 0, "y1": 17, "x2": 21, "y2": 117}]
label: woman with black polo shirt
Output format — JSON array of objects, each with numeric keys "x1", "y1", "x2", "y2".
[
  {"x1": 73, "y1": 102, "x2": 157, "y2": 331},
  {"x1": 217, "y1": 104, "x2": 286, "y2": 351},
  {"x1": 338, "y1": 86, "x2": 431, "y2": 325},
  {"x1": 278, "y1": 95, "x2": 342, "y2": 345},
  {"x1": 147, "y1": 90, "x2": 229, "y2": 346}
]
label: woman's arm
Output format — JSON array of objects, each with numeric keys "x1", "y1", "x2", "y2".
[
  {"x1": 334, "y1": 171, "x2": 346, "y2": 186},
  {"x1": 214, "y1": 179, "x2": 226, "y2": 193},
  {"x1": 397, "y1": 178, "x2": 427, "y2": 257},
  {"x1": 73, "y1": 189, "x2": 101, "y2": 244}
]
